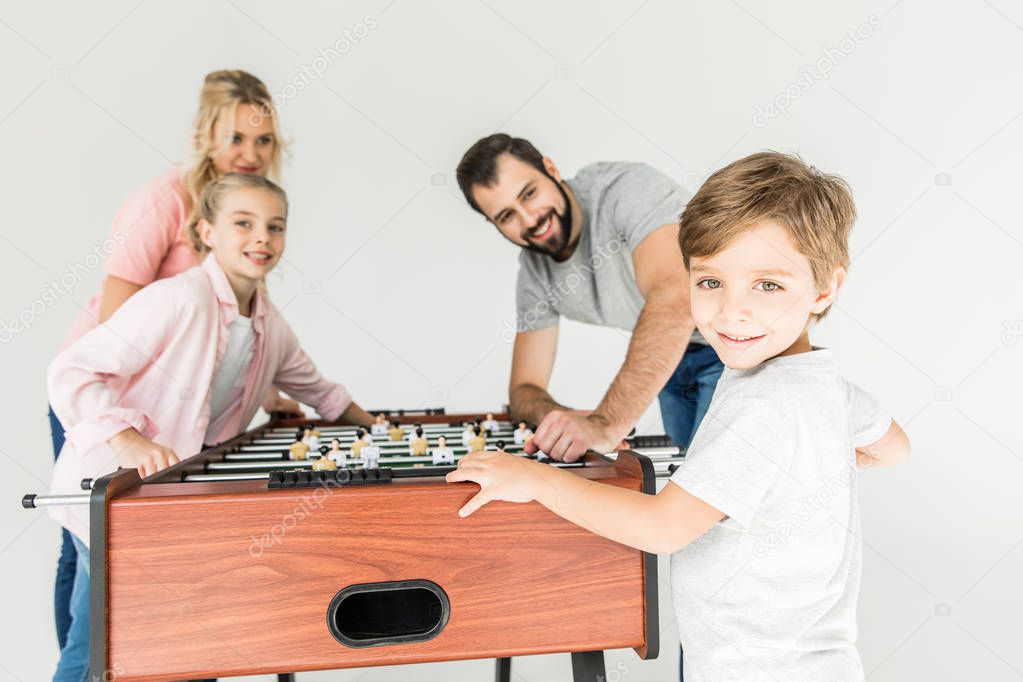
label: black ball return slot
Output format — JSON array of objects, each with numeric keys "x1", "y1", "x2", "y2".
[{"x1": 327, "y1": 580, "x2": 449, "y2": 648}]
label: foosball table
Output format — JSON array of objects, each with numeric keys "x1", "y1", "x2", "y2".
[{"x1": 25, "y1": 409, "x2": 685, "y2": 681}]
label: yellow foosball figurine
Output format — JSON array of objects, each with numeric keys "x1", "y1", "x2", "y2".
[
  {"x1": 410, "y1": 427, "x2": 429, "y2": 456},
  {"x1": 288, "y1": 438, "x2": 310, "y2": 461},
  {"x1": 352, "y1": 428, "x2": 370, "y2": 458},
  {"x1": 311, "y1": 446, "x2": 337, "y2": 471},
  {"x1": 388, "y1": 420, "x2": 405, "y2": 442},
  {"x1": 468, "y1": 425, "x2": 487, "y2": 452}
]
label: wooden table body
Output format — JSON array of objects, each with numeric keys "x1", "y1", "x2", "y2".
[{"x1": 98, "y1": 456, "x2": 655, "y2": 681}]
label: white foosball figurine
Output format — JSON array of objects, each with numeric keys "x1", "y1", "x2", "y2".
[
  {"x1": 513, "y1": 421, "x2": 533, "y2": 445},
  {"x1": 461, "y1": 422, "x2": 475, "y2": 447},
  {"x1": 481, "y1": 413, "x2": 499, "y2": 434},
  {"x1": 432, "y1": 435, "x2": 454, "y2": 465},
  {"x1": 370, "y1": 413, "x2": 389, "y2": 437},
  {"x1": 327, "y1": 438, "x2": 347, "y2": 467},
  {"x1": 362, "y1": 444, "x2": 380, "y2": 469},
  {"x1": 302, "y1": 428, "x2": 320, "y2": 452}
]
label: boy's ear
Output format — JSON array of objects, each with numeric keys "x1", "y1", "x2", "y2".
[
  {"x1": 197, "y1": 218, "x2": 215, "y2": 250},
  {"x1": 811, "y1": 267, "x2": 846, "y2": 315}
]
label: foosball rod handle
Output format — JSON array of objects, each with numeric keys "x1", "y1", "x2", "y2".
[{"x1": 22, "y1": 493, "x2": 90, "y2": 509}]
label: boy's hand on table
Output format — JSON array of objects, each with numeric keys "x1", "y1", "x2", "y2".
[
  {"x1": 446, "y1": 451, "x2": 541, "y2": 517},
  {"x1": 109, "y1": 428, "x2": 181, "y2": 478}
]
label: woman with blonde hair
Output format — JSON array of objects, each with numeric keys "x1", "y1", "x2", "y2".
[{"x1": 47, "y1": 69, "x2": 300, "y2": 662}]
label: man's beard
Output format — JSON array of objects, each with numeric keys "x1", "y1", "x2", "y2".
[{"x1": 521, "y1": 177, "x2": 575, "y2": 260}]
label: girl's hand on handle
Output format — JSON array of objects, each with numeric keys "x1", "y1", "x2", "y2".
[{"x1": 108, "y1": 428, "x2": 181, "y2": 478}]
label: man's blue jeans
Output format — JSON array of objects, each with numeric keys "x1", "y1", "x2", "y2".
[{"x1": 658, "y1": 342, "x2": 724, "y2": 448}]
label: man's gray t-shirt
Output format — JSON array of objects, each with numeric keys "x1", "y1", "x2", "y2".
[
  {"x1": 514, "y1": 161, "x2": 704, "y2": 342},
  {"x1": 669, "y1": 349, "x2": 892, "y2": 681}
]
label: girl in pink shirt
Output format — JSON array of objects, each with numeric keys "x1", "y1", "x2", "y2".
[
  {"x1": 48, "y1": 70, "x2": 297, "y2": 658},
  {"x1": 47, "y1": 173, "x2": 374, "y2": 681}
]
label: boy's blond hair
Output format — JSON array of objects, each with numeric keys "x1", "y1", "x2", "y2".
[{"x1": 679, "y1": 151, "x2": 855, "y2": 319}]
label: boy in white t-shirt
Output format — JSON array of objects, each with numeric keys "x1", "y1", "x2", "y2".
[{"x1": 448, "y1": 151, "x2": 910, "y2": 681}]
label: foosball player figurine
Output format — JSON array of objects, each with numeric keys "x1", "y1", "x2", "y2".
[
  {"x1": 461, "y1": 421, "x2": 475, "y2": 447},
  {"x1": 513, "y1": 420, "x2": 533, "y2": 445},
  {"x1": 361, "y1": 443, "x2": 380, "y2": 469},
  {"x1": 527, "y1": 425, "x2": 551, "y2": 461},
  {"x1": 352, "y1": 428, "x2": 370, "y2": 458},
  {"x1": 482, "y1": 412, "x2": 499, "y2": 434},
  {"x1": 432, "y1": 435, "x2": 454, "y2": 465},
  {"x1": 288, "y1": 436, "x2": 310, "y2": 461},
  {"x1": 494, "y1": 439, "x2": 506, "y2": 452},
  {"x1": 306, "y1": 422, "x2": 321, "y2": 438},
  {"x1": 370, "y1": 413, "x2": 389, "y2": 437},
  {"x1": 410, "y1": 427, "x2": 429, "y2": 456},
  {"x1": 388, "y1": 419, "x2": 405, "y2": 442},
  {"x1": 312, "y1": 445, "x2": 337, "y2": 471},
  {"x1": 302, "y1": 427, "x2": 320, "y2": 452},
  {"x1": 328, "y1": 438, "x2": 347, "y2": 467},
  {"x1": 468, "y1": 425, "x2": 487, "y2": 452}
]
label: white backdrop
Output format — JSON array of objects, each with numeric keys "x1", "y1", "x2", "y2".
[{"x1": 1, "y1": 1, "x2": 1021, "y2": 680}]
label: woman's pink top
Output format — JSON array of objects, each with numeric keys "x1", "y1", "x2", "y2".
[
  {"x1": 48, "y1": 256, "x2": 353, "y2": 545},
  {"x1": 60, "y1": 168, "x2": 199, "y2": 350}
]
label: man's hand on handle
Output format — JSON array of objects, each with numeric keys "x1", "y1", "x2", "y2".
[{"x1": 524, "y1": 409, "x2": 630, "y2": 462}]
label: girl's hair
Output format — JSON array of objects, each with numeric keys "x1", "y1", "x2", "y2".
[
  {"x1": 182, "y1": 70, "x2": 286, "y2": 252},
  {"x1": 196, "y1": 173, "x2": 289, "y2": 244}
]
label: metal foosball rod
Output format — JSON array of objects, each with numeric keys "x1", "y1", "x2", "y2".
[{"x1": 23, "y1": 445, "x2": 684, "y2": 500}]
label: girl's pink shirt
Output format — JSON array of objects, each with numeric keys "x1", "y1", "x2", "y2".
[
  {"x1": 60, "y1": 168, "x2": 199, "y2": 350},
  {"x1": 48, "y1": 256, "x2": 353, "y2": 545}
]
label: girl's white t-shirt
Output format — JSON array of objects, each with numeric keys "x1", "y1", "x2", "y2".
[{"x1": 204, "y1": 315, "x2": 255, "y2": 442}]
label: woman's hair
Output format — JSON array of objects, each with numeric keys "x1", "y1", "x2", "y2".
[
  {"x1": 195, "y1": 173, "x2": 288, "y2": 247},
  {"x1": 182, "y1": 70, "x2": 286, "y2": 251}
]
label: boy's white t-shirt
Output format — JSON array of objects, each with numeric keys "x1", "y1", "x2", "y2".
[
  {"x1": 669, "y1": 349, "x2": 891, "y2": 682},
  {"x1": 204, "y1": 315, "x2": 255, "y2": 442}
]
